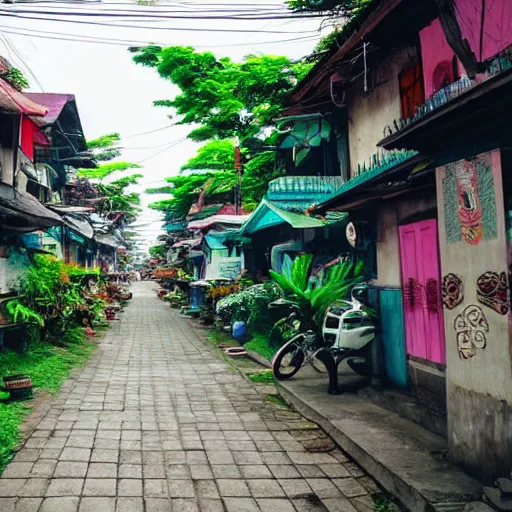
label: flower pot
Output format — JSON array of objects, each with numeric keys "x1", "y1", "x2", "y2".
[{"x1": 3, "y1": 374, "x2": 33, "y2": 400}]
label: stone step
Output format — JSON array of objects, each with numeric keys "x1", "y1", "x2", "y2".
[
  {"x1": 496, "y1": 478, "x2": 512, "y2": 497},
  {"x1": 464, "y1": 502, "x2": 497, "y2": 512},
  {"x1": 484, "y1": 487, "x2": 512, "y2": 511}
]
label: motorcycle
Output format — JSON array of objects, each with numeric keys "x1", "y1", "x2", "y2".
[{"x1": 271, "y1": 284, "x2": 377, "y2": 393}]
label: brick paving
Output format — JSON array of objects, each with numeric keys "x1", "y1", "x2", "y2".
[{"x1": 0, "y1": 282, "x2": 381, "y2": 512}]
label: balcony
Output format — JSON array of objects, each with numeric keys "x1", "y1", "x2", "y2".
[{"x1": 380, "y1": 47, "x2": 512, "y2": 154}]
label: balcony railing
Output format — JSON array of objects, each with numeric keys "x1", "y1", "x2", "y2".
[
  {"x1": 383, "y1": 46, "x2": 512, "y2": 138},
  {"x1": 267, "y1": 176, "x2": 344, "y2": 200}
]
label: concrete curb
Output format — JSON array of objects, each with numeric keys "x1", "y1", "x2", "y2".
[{"x1": 276, "y1": 380, "x2": 481, "y2": 512}]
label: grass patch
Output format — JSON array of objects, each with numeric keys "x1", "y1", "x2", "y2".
[
  {"x1": 247, "y1": 370, "x2": 275, "y2": 384},
  {"x1": 244, "y1": 333, "x2": 277, "y2": 362},
  {"x1": 0, "y1": 328, "x2": 97, "y2": 472},
  {"x1": 265, "y1": 394, "x2": 289, "y2": 408},
  {"x1": 207, "y1": 328, "x2": 232, "y2": 346},
  {"x1": 372, "y1": 492, "x2": 399, "y2": 512}
]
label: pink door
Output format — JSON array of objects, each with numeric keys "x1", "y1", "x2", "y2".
[{"x1": 399, "y1": 219, "x2": 446, "y2": 364}]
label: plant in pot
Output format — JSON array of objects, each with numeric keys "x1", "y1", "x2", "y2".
[{"x1": 268, "y1": 254, "x2": 365, "y2": 346}]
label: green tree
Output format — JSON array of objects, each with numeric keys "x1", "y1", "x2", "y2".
[
  {"x1": 286, "y1": 0, "x2": 371, "y2": 14},
  {"x1": 132, "y1": 46, "x2": 310, "y2": 218},
  {"x1": 132, "y1": 47, "x2": 309, "y2": 141},
  {"x1": 96, "y1": 174, "x2": 142, "y2": 222},
  {"x1": 77, "y1": 133, "x2": 141, "y2": 180}
]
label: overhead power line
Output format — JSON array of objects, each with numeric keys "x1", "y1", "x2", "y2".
[
  {"x1": 0, "y1": 12, "x2": 319, "y2": 33},
  {"x1": 0, "y1": 25, "x2": 320, "y2": 48}
]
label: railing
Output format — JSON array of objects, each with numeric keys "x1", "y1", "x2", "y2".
[
  {"x1": 267, "y1": 176, "x2": 345, "y2": 198},
  {"x1": 383, "y1": 45, "x2": 512, "y2": 138}
]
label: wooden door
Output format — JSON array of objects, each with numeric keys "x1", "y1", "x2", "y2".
[{"x1": 399, "y1": 219, "x2": 446, "y2": 364}]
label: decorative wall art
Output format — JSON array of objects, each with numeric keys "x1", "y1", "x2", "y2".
[
  {"x1": 454, "y1": 305, "x2": 489, "y2": 359},
  {"x1": 442, "y1": 273, "x2": 464, "y2": 309},
  {"x1": 476, "y1": 271, "x2": 509, "y2": 315},
  {"x1": 442, "y1": 153, "x2": 497, "y2": 245}
]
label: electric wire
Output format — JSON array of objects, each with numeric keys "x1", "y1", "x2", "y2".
[
  {"x1": 0, "y1": 12, "x2": 319, "y2": 33},
  {"x1": 136, "y1": 137, "x2": 188, "y2": 163},
  {"x1": 0, "y1": 25, "x2": 320, "y2": 48}
]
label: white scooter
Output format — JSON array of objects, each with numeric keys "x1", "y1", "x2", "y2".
[{"x1": 272, "y1": 285, "x2": 377, "y2": 393}]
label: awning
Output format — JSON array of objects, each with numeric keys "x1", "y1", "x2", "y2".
[
  {"x1": 314, "y1": 152, "x2": 425, "y2": 213},
  {"x1": 171, "y1": 238, "x2": 202, "y2": 249},
  {"x1": 162, "y1": 221, "x2": 188, "y2": 232},
  {"x1": 204, "y1": 232, "x2": 228, "y2": 251},
  {"x1": 240, "y1": 198, "x2": 342, "y2": 235},
  {"x1": 94, "y1": 234, "x2": 118, "y2": 249},
  {"x1": 24, "y1": 93, "x2": 74, "y2": 125},
  {"x1": 48, "y1": 205, "x2": 96, "y2": 214},
  {"x1": 187, "y1": 214, "x2": 251, "y2": 231},
  {"x1": 63, "y1": 215, "x2": 94, "y2": 240},
  {"x1": 0, "y1": 79, "x2": 48, "y2": 116},
  {"x1": 0, "y1": 182, "x2": 63, "y2": 232},
  {"x1": 276, "y1": 113, "x2": 331, "y2": 149}
]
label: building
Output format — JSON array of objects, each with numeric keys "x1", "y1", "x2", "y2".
[{"x1": 282, "y1": 0, "x2": 512, "y2": 482}]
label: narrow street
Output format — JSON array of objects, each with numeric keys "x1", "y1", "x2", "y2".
[{"x1": 0, "y1": 282, "x2": 377, "y2": 512}]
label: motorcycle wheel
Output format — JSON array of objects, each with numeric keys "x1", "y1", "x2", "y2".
[{"x1": 272, "y1": 335, "x2": 306, "y2": 380}]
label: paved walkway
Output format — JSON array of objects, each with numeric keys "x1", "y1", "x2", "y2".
[{"x1": 0, "y1": 282, "x2": 380, "y2": 512}]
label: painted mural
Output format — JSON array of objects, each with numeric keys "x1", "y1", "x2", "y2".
[
  {"x1": 454, "y1": 305, "x2": 489, "y2": 359},
  {"x1": 442, "y1": 273, "x2": 464, "y2": 310},
  {"x1": 476, "y1": 271, "x2": 509, "y2": 315},
  {"x1": 443, "y1": 153, "x2": 497, "y2": 245}
]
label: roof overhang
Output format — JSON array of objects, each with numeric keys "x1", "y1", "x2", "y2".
[
  {"x1": 379, "y1": 69, "x2": 512, "y2": 155},
  {"x1": 315, "y1": 154, "x2": 431, "y2": 213},
  {"x1": 0, "y1": 79, "x2": 48, "y2": 116},
  {"x1": 0, "y1": 182, "x2": 63, "y2": 233},
  {"x1": 187, "y1": 214, "x2": 250, "y2": 231},
  {"x1": 240, "y1": 198, "x2": 339, "y2": 235}
]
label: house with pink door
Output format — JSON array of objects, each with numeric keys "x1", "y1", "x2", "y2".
[{"x1": 282, "y1": 0, "x2": 512, "y2": 483}]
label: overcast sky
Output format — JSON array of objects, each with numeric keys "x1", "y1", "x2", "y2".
[{"x1": 1, "y1": 0, "x2": 326, "y2": 251}]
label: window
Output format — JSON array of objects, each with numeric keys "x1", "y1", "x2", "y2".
[{"x1": 399, "y1": 61, "x2": 425, "y2": 118}]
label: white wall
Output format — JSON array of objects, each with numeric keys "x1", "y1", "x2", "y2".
[{"x1": 347, "y1": 47, "x2": 417, "y2": 177}]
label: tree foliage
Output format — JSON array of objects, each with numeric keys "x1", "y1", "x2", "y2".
[
  {"x1": 286, "y1": 0, "x2": 371, "y2": 14},
  {"x1": 86, "y1": 133, "x2": 121, "y2": 161},
  {"x1": 77, "y1": 161, "x2": 141, "y2": 180},
  {"x1": 131, "y1": 46, "x2": 311, "y2": 219},
  {"x1": 146, "y1": 186, "x2": 173, "y2": 194},
  {"x1": 132, "y1": 46, "x2": 310, "y2": 141}
]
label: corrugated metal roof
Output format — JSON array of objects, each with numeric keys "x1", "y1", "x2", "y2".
[
  {"x1": 0, "y1": 79, "x2": 48, "y2": 116},
  {"x1": 204, "y1": 232, "x2": 228, "y2": 251},
  {"x1": 0, "y1": 182, "x2": 63, "y2": 232},
  {"x1": 187, "y1": 214, "x2": 250, "y2": 231},
  {"x1": 240, "y1": 198, "x2": 347, "y2": 235},
  {"x1": 315, "y1": 152, "x2": 422, "y2": 212},
  {"x1": 25, "y1": 93, "x2": 75, "y2": 124}
]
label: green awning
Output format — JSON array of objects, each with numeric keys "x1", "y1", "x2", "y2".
[
  {"x1": 240, "y1": 198, "x2": 346, "y2": 235},
  {"x1": 204, "y1": 232, "x2": 228, "y2": 250},
  {"x1": 277, "y1": 113, "x2": 331, "y2": 149}
]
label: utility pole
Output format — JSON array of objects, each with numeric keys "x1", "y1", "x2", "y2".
[{"x1": 234, "y1": 136, "x2": 242, "y2": 215}]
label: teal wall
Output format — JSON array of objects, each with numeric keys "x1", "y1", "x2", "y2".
[{"x1": 379, "y1": 288, "x2": 408, "y2": 388}]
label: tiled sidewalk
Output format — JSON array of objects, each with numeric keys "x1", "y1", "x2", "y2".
[{"x1": 0, "y1": 282, "x2": 381, "y2": 512}]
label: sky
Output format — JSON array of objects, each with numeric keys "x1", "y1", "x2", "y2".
[{"x1": 0, "y1": 0, "x2": 327, "y2": 252}]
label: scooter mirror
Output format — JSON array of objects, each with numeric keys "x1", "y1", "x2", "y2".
[{"x1": 351, "y1": 284, "x2": 368, "y2": 304}]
